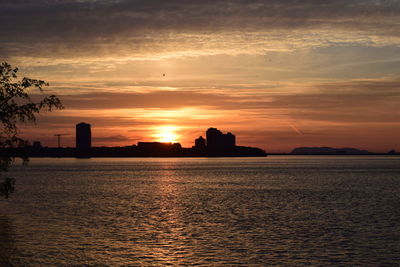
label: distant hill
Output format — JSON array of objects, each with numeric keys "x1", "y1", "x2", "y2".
[{"x1": 291, "y1": 147, "x2": 370, "y2": 155}]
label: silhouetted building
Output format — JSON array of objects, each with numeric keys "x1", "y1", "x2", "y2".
[
  {"x1": 206, "y1": 128, "x2": 236, "y2": 153},
  {"x1": 137, "y1": 142, "x2": 182, "y2": 156},
  {"x1": 138, "y1": 142, "x2": 181, "y2": 149},
  {"x1": 32, "y1": 141, "x2": 42, "y2": 150},
  {"x1": 76, "y1": 122, "x2": 91, "y2": 157},
  {"x1": 194, "y1": 136, "x2": 206, "y2": 150},
  {"x1": 206, "y1": 128, "x2": 222, "y2": 150},
  {"x1": 225, "y1": 132, "x2": 235, "y2": 148}
]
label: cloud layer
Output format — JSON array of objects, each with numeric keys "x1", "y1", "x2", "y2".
[{"x1": 1, "y1": 0, "x2": 399, "y2": 59}]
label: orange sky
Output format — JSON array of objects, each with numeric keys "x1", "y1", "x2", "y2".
[{"x1": 2, "y1": 0, "x2": 400, "y2": 153}]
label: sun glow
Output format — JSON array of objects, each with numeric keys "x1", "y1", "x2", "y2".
[{"x1": 155, "y1": 126, "x2": 180, "y2": 143}]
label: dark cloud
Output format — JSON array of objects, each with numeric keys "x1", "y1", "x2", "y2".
[
  {"x1": 1, "y1": 0, "x2": 399, "y2": 57},
  {"x1": 256, "y1": 79, "x2": 400, "y2": 123},
  {"x1": 55, "y1": 90, "x2": 237, "y2": 109},
  {"x1": 34, "y1": 114, "x2": 155, "y2": 128}
]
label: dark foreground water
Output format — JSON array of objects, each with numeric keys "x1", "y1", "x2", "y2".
[{"x1": 1, "y1": 156, "x2": 399, "y2": 266}]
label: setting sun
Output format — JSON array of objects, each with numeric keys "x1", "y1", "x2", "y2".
[{"x1": 155, "y1": 126, "x2": 180, "y2": 143}]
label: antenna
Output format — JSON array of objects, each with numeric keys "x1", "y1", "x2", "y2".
[{"x1": 54, "y1": 134, "x2": 69, "y2": 148}]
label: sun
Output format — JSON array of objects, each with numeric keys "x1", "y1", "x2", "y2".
[{"x1": 155, "y1": 126, "x2": 180, "y2": 143}]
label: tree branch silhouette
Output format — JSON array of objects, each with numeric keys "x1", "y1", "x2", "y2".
[{"x1": 0, "y1": 62, "x2": 63, "y2": 198}]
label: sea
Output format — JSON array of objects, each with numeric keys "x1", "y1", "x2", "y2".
[{"x1": 1, "y1": 156, "x2": 399, "y2": 266}]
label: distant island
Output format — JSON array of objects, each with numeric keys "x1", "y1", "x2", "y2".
[
  {"x1": 1, "y1": 124, "x2": 267, "y2": 158},
  {"x1": 291, "y1": 147, "x2": 398, "y2": 155}
]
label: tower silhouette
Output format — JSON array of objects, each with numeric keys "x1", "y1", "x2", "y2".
[{"x1": 76, "y1": 122, "x2": 91, "y2": 158}]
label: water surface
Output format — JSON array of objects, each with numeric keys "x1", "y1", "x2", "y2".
[{"x1": 1, "y1": 156, "x2": 399, "y2": 266}]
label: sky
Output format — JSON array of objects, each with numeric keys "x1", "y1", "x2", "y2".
[{"x1": 1, "y1": 0, "x2": 400, "y2": 152}]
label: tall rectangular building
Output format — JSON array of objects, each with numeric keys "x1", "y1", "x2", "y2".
[{"x1": 76, "y1": 122, "x2": 91, "y2": 157}]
